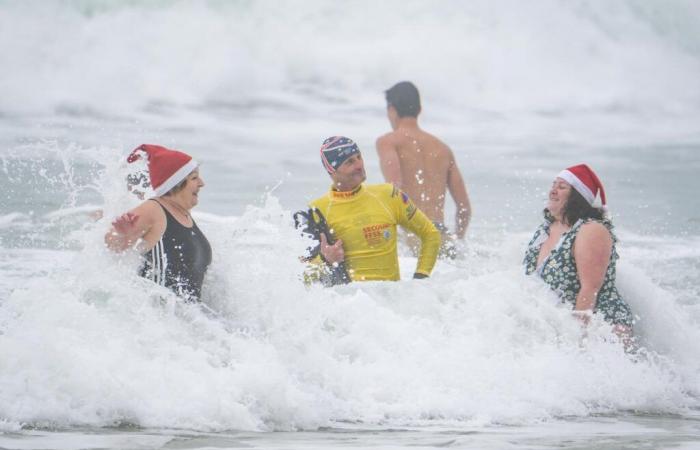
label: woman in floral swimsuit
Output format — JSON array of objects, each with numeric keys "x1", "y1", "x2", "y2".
[{"x1": 523, "y1": 164, "x2": 634, "y2": 343}]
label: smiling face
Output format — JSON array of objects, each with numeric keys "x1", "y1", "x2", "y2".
[
  {"x1": 547, "y1": 177, "x2": 572, "y2": 219},
  {"x1": 331, "y1": 153, "x2": 366, "y2": 191},
  {"x1": 172, "y1": 169, "x2": 205, "y2": 210}
]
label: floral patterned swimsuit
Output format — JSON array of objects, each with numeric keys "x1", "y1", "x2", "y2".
[{"x1": 523, "y1": 216, "x2": 634, "y2": 327}]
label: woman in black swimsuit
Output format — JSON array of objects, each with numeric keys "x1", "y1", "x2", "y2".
[{"x1": 105, "y1": 144, "x2": 212, "y2": 302}]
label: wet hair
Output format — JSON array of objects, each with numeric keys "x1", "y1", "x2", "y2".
[
  {"x1": 545, "y1": 188, "x2": 605, "y2": 225},
  {"x1": 385, "y1": 81, "x2": 421, "y2": 117}
]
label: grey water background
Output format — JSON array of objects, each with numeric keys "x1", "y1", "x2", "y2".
[{"x1": 2, "y1": 1, "x2": 700, "y2": 449}]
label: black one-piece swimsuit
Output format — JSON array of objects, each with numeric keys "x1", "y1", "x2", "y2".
[{"x1": 140, "y1": 200, "x2": 212, "y2": 301}]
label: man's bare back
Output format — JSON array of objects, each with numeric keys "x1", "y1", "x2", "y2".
[
  {"x1": 377, "y1": 123, "x2": 471, "y2": 242},
  {"x1": 377, "y1": 128, "x2": 451, "y2": 222},
  {"x1": 378, "y1": 81, "x2": 471, "y2": 240}
]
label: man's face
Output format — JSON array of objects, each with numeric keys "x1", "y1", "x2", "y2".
[{"x1": 331, "y1": 153, "x2": 366, "y2": 190}]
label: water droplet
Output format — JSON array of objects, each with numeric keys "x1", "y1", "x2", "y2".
[{"x1": 415, "y1": 170, "x2": 424, "y2": 185}]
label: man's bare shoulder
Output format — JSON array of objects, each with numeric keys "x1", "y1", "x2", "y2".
[
  {"x1": 376, "y1": 131, "x2": 401, "y2": 147},
  {"x1": 421, "y1": 130, "x2": 452, "y2": 152},
  {"x1": 403, "y1": 131, "x2": 451, "y2": 165}
]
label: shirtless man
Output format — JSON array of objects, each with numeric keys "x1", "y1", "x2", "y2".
[{"x1": 376, "y1": 81, "x2": 472, "y2": 254}]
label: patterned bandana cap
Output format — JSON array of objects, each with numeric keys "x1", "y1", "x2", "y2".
[{"x1": 320, "y1": 136, "x2": 360, "y2": 173}]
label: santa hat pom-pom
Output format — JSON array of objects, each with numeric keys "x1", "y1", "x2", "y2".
[{"x1": 127, "y1": 145, "x2": 149, "y2": 164}]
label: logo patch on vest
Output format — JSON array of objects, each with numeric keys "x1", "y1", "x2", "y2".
[
  {"x1": 363, "y1": 223, "x2": 391, "y2": 246},
  {"x1": 399, "y1": 190, "x2": 417, "y2": 219}
]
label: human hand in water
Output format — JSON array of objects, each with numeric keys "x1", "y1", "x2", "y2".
[
  {"x1": 320, "y1": 233, "x2": 344, "y2": 265},
  {"x1": 111, "y1": 213, "x2": 140, "y2": 236}
]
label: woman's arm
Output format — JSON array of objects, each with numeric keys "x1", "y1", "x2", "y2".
[
  {"x1": 573, "y1": 222, "x2": 613, "y2": 321},
  {"x1": 104, "y1": 200, "x2": 165, "y2": 253}
]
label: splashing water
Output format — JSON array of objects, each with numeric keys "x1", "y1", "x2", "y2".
[
  {"x1": 0, "y1": 1, "x2": 699, "y2": 445},
  {"x1": 0, "y1": 144, "x2": 698, "y2": 433}
]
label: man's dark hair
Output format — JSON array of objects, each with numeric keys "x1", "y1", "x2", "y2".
[{"x1": 385, "y1": 81, "x2": 421, "y2": 117}]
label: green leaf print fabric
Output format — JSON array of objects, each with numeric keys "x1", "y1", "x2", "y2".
[{"x1": 524, "y1": 214, "x2": 634, "y2": 327}]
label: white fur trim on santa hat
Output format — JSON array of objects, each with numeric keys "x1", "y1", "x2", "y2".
[
  {"x1": 557, "y1": 169, "x2": 595, "y2": 205},
  {"x1": 153, "y1": 159, "x2": 199, "y2": 196}
]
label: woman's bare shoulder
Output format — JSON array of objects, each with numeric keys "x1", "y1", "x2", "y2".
[
  {"x1": 577, "y1": 221, "x2": 612, "y2": 246},
  {"x1": 131, "y1": 199, "x2": 166, "y2": 224}
]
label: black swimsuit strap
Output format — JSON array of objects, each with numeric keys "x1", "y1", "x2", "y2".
[{"x1": 150, "y1": 198, "x2": 196, "y2": 229}]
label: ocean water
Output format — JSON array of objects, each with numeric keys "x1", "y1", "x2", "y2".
[{"x1": 1, "y1": 1, "x2": 700, "y2": 449}]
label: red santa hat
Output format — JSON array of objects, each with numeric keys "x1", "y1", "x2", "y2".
[
  {"x1": 127, "y1": 144, "x2": 198, "y2": 196},
  {"x1": 556, "y1": 164, "x2": 607, "y2": 207}
]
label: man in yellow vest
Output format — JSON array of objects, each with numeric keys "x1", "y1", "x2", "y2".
[{"x1": 299, "y1": 136, "x2": 441, "y2": 285}]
